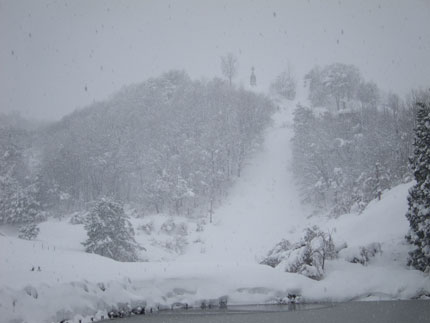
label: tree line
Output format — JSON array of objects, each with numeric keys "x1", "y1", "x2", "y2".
[
  {"x1": 0, "y1": 70, "x2": 275, "y2": 224},
  {"x1": 293, "y1": 63, "x2": 430, "y2": 273},
  {"x1": 292, "y1": 63, "x2": 421, "y2": 216}
]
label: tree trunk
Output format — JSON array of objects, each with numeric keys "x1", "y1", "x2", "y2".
[{"x1": 209, "y1": 198, "x2": 213, "y2": 223}]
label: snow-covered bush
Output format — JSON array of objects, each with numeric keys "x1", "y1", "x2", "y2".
[
  {"x1": 97, "y1": 282, "x2": 106, "y2": 292},
  {"x1": 261, "y1": 226, "x2": 337, "y2": 280},
  {"x1": 23, "y1": 285, "x2": 38, "y2": 299},
  {"x1": 18, "y1": 223, "x2": 40, "y2": 240},
  {"x1": 260, "y1": 239, "x2": 292, "y2": 268},
  {"x1": 196, "y1": 219, "x2": 206, "y2": 232},
  {"x1": 138, "y1": 221, "x2": 154, "y2": 235},
  {"x1": 69, "y1": 211, "x2": 89, "y2": 225},
  {"x1": 163, "y1": 236, "x2": 188, "y2": 254},
  {"x1": 340, "y1": 242, "x2": 382, "y2": 265},
  {"x1": 160, "y1": 218, "x2": 176, "y2": 234},
  {"x1": 82, "y1": 198, "x2": 141, "y2": 262},
  {"x1": 176, "y1": 222, "x2": 188, "y2": 236},
  {"x1": 160, "y1": 219, "x2": 188, "y2": 236}
]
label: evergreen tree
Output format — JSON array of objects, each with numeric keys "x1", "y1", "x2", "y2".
[
  {"x1": 0, "y1": 179, "x2": 45, "y2": 224},
  {"x1": 406, "y1": 101, "x2": 430, "y2": 272},
  {"x1": 82, "y1": 198, "x2": 141, "y2": 262},
  {"x1": 18, "y1": 223, "x2": 40, "y2": 240},
  {"x1": 0, "y1": 127, "x2": 46, "y2": 224}
]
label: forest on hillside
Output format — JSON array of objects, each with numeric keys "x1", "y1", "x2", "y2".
[
  {"x1": 0, "y1": 71, "x2": 274, "y2": 224},
  {"x1": 1, "y1": 63, "x2": 429, "y2": 224},
  {"x1": 292, "y1": 63, "x2": 429, "y2": 216}
]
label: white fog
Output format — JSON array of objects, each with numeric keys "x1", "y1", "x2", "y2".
[{"x1": 1, "y1": 0, "x2": 429, "y2": 120}]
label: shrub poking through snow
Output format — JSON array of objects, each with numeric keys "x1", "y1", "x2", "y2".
[
  {"x1": 341, "y1": 242, "x2": 382, "y2": 266},
  {"x1": 160, "y1": 218, "x2": 188, "y2": 236},
  {"x1": 138, "y1": 221, "x2": 154, "y2": 235},
  {"x1": 82, "y1": 198, "x2": 141, "y2": 262},
  {"x1": 176, "y1": 222, "x2": 188, "y2": 236},
  {"x1": 163, "y1": 236, "x2": 188, "y2": 254},
  {"x1": 18, "y1": 223, "x2": 40, "y2": 240},
  {"x1": 23, "y1": 285, "x2": 38, "y2": 299},
  {"x1": 97, "y1": 282, "x2": 106, "y2": 292},
  {"x1": 196, "y1": 219, "x2": 205, "y2": 232},
  {"x1": 260, "y1": 239, "x2": 292, "y2": 268},
  {"x1": 261, "y1": 226, "x2": 336, "y2": 280},
  {"x1": 160, "y1": 218, "x2": 176, "y2": 234}
]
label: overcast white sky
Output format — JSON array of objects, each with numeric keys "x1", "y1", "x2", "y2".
[{"x1": 1, "y1": 0, "x2": 429, "y2": 121}]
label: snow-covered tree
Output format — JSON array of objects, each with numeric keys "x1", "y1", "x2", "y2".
[
  {"x1": 0, "y1": 125, "x2": 48, "y2": 224},
  {"x1": 18, "y1": 223, "x2": 40, "y2": 240},
  {"x1": 406, "y1": 101, "x2": 430, "y2": 272},
  {"x1": 270, "y1": 69, "x2": 296, "y2": 100},
  {"x1": 357, "y1": 81, "x2": 379, "y2": 110},
  {"x1": 305, "y1": 66, "x2": 329, "y2": 107},
  {"x1": 341, "y1": 242, "x2": 382, "y2": 266},
  {"x1": 1, "y1": 182, "x2": 45, "y2": 224},
  {"x1": 322, "y1": 63, "x2": 361, "y2": 110},
  {"x1": 82, "y1": 198, "x2": 141, "y2": 262},
  {"x1": 306, "y1": 63, "x2": 362, "y2": 110}
]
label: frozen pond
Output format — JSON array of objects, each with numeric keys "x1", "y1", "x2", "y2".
[{"x1": 106, "y1": 300, "x2": 430, "y2": 323}]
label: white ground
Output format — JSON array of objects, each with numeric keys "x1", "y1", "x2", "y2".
[{"x1": 0, "y1": 89, "x2": 429, "y2": 323}]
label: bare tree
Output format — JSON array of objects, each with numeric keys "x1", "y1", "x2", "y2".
[
  {"x1": 270, "y1": 67, "x2": 296, "y2": 100},
  {"x1": 220, "y1": 53, "x2": 238, "y2": 86}
]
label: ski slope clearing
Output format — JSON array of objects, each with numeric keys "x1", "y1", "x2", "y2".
[
  {"x1": 0, "y1": 97, "x2": 429, "y2": 323},
  {"x1": 182, "y1": 98, "x2": 311, "y2": 263}
]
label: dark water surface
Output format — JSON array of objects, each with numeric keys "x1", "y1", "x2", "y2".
[{"x1": 106, "y1": 300, "x2": 430, "y2": 323}]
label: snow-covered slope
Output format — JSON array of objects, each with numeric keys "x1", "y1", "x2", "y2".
[
  {"x1": 1, "y1": 181, "x2": 428, "y2": 323},
  {"x1": 308, "y1": 182, "x2": 430, "y2": 301},
  {"x1": 182, "y1": 97, "x2": 311, "y2": 263},
  {"x1": 1, "y1": 88, "x2": 429, "y2": 323}
]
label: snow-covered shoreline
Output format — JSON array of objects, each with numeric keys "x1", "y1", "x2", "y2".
[{"x1": 0, "y1": 232, "x2": 428, "y2": 323}]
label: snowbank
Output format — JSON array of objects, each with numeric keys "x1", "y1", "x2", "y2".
[{"x1": 1, "y1": 182, "x2": 428, "y2": 323}]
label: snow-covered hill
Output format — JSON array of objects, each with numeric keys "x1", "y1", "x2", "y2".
[{"x1": 1, "y1": 91, "x2": 429, "y2": 323}]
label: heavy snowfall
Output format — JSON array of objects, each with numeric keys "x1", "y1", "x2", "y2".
[{"x1": 1, "y1": 1, "x2": 430, "y2": 323}]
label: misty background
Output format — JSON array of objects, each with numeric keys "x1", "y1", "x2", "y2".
[{"x1": 1, "y1": 0, "x2": 429, "y2": 121}]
